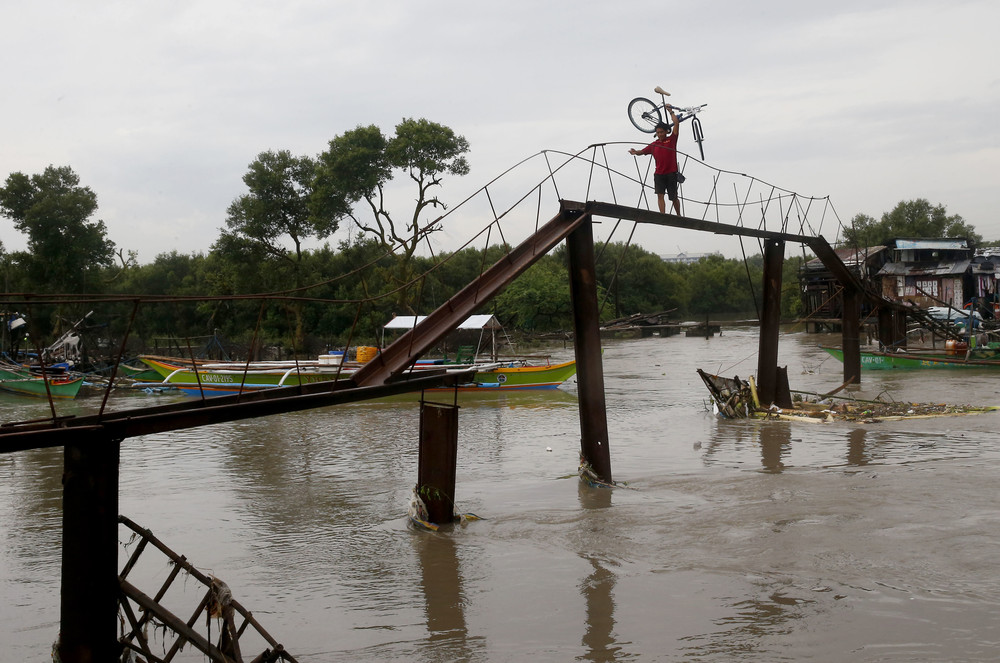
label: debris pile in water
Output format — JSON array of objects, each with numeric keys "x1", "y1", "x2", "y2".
[{"x1": 697, "y1": 369, "x2": 998, "y2": 423}]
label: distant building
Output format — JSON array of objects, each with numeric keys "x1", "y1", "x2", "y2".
[
  {"x1": 659, "y1": 251, "x2": 720, "y2": 264},
  {"x1": 875, "y1": 238, "x2": 980, "y2": 309},
  {"x1": 798, "y1": 237, "x2": 1000, "y2": 329}
]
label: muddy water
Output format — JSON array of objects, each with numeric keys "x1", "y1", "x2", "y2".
[{"x1": 3, "y1": 329, "x2": 1000, "y2": 660}]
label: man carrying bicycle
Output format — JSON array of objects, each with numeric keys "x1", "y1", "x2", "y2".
[{"x1": 629, "y1": 105, "x2": 681, "y2": 215}]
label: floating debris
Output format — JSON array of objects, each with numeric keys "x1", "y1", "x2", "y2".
[{"x1": 697, "y1": 369, "x2": 999, "y2": 423}]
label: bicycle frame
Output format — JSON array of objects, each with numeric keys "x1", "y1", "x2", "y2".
[{"x1": 627, "y1": 96, "x2": 707, "y2": 159}]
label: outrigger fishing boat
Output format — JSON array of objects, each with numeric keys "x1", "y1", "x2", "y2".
[
  {"x1": 0, "y1": 360, "x2": 84, "y2": 399},
  {"x1": 138, "y1": 354, "x2": 577, "y2": 396},
  {"x1": 820, "y1": 345, "x2": 1000, "y2": 370}
]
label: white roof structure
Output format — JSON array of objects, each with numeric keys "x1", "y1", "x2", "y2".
[{"x1": 383, "y1": 314, "x2": 502, "y2": 330}]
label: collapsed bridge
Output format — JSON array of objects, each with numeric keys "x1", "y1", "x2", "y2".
[{"x1": 0, "y1": 143, "x2": 897, "y2": 660}]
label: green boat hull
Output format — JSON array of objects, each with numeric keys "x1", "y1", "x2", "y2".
[
  {"x1": 821, "y1": 346, "x2": 1000, "y2": 370},
  {"x1": 0, "y1": 364, "x2": 84, "y2": 399}
]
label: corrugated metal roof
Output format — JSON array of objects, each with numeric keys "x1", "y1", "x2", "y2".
[{"x1": 893, "y1": 239, "x2": 969, "y2": 250}]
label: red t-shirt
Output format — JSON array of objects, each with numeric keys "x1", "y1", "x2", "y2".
[{"x1": 640, "y1": 133, "x2": 678, "y2": 174}]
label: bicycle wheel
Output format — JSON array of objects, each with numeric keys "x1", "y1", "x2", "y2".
[{"x1": 627, "y1": 97, "x2": 660, "y2": 133}]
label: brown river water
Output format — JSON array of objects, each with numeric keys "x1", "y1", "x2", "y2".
[{"x1": 3, "y1": 329, "x2": 1000, "y2": 661}]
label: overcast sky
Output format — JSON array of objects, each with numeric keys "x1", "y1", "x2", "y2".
[{"x1": 3, "y1": 0, "x2": 998, "y2": 263}]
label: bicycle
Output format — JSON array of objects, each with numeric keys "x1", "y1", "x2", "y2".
[{"x1": 627, "y1": 86, "x2": 707, "y2": 159}]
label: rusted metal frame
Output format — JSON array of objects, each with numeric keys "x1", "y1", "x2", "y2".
[
  {"x1": 165, "y1": 587, "x2": 214, "y2": 661},
  {"x1": 185, "y1": 336, "x2": 208, "y2": 400},
  {"x1": 118, "y1": 518, "x2": 295, "y2": 661},
  {"x1": 236, "y1": 300, "x2": 270, "y2": 401},
  {"x1": 118, "y1": 532, "x2": 150, "y2": 579},
  {"x1": 730, "y1": 179, "x2": 751, "y2": 226},
  {"x1": 21, "y1": 299, "x2": 59, "y2": 419},
  {"x1": 629, "y1": 150, "x2": 655, "y2": 212},
  {"x1": 0, "y1": 370, "x2": 474, "y2": 452},
  {"x1": 483, "y1": 187, "x2": 509, "y2": 248},
  {"x1": 566, "y1": 217, "x2": 613, "y2": 483},
  {"x1": 793, "y1": 193, "x2": 817, "y2": 237},
  {"x1": 119, "y1": 578, "x2": 225, "y2": 662},
  {"x1": 340, "y1": 302, "x2": 364, "y2": 377},
  {"x1": 777, "y1": 192, "x2": 791, "y2": 235},
  {"x1": 598, "y1": 145, "x2": 620, "y2": 205},
  {"x1": 118, "y1": 596, "x2": 161, "y2": 662},
  {"x1": 542, "y1": 151, "x2": 561, "y2": 200},
  {"x1": 98, "y1": 298, "x2": 141, "y2": 417},
  {"x1": 350, "y1": 209, "x2": 590, "y2": 387},
  {"x1": 597, "y1": 223, "x2": 640, "y2": 318},
  {"x1": 229, "y1": 598, "x2": 296, "y2": 662},
  {"x1": 119, "y1": 524, "x2": 187, "y2": 642},
  {"x1": 584, "y1": 144, "x2": 598, "y2": 201}
]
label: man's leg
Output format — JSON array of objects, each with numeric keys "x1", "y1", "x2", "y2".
[{"x1": 657, "y1": 194, "x2": 666, "y2": 214}]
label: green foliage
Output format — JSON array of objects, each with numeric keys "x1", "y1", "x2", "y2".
[
  {"x1": 219, "y1": 150, "x2": 334, "y2": 266},
  {"x1": 593, "y1": 242, "x2": 689, "y2": 316},
  {"x1": 842, "y1": 199, "x2": 981, "y2": 247},
  {"x1": 315, "y1": 118, "x2": 470, "y2": 259},
  {"x1": 494, "y1": 256, "x2": 576, "y2": 331},
  {"x1": 678, "y1": 254, "x2": 762, "y2": 315},
  {"x1": 0, "y1": 165, "x2": 115, "y2": 294}
]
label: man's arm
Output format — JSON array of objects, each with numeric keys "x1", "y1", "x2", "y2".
[{"x1": 667, "y1": 105, "x2": 679, "y2": 134}]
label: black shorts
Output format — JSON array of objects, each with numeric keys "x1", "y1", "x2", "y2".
[{"x1": 654, "y1": 173, "x2": 679, "y2": 200}]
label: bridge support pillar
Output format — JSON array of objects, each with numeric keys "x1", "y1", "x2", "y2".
[
  {"x1": 841, "y1": 288, "x2": 862, "y2": 385},
  {"x1": 756, "y1": 238, "x2": 786, "y2": 407},
  {"x1": 58, "y1": 433, "x2": 121, "y2": 662},
  {"x1": 566, "y1": 216, "x2": 612, "y2": 484},
  {"x1": 417, "y1": 401, "x2": 459, "y2": 524}
]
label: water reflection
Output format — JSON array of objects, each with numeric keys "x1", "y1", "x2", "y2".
[
  {"x1": 846, "y1": 428, "x2": 869, "y2": 466},
  {"x1": 579, "y1": 555, "x2": 619, "y2": 663},
  {"x1": 576, "y1": 482, "x2": 618, "y2": 661},
  {"x1": 680, "y1": 580, "x2": 812, "y2": 659},
  {"x1": 757, "y1": 422, "x2": 791, "y2": 474},
  {"x1": 414, "y1": 530, "x2": 476, "y2": 661}
]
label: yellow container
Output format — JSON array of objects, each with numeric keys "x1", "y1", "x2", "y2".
[{"x1": 356, "y1": 346, "x2": 379, "y2": 363}]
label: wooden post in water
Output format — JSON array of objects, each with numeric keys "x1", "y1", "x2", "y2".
[
  {"x1": 756, "y1": 238, "x2": 785, "y2": 406},
  {"x1": 566, "y1": 217, "x2": 613, "y2": 484},
  {"x1": 894, "y1": 309, "x2": 909, "y2": 350},
  {"x1": 841, "y1": 288, "x2": 862, "y2": 385},
  {"x1": 59, "y1": 432, "x2": 121, "y2": 662},
  {"x1": 417, "y1": 401, "x2": 459, "y2": 524}
]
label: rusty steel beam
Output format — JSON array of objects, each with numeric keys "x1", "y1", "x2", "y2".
[
  {"x1": 0, "y1": 370, "x2": 475, "y2": 453},
  {"x1": 350, "y1": 206, "x2": 591, "y2": 387},
  {"x1": 582, "y1": 200, "x2": 813, "y2": 244}
]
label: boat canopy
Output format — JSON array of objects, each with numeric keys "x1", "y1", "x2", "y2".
[{"x1": 383, "y1": 314, "x2": 502, "y2": 331}]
